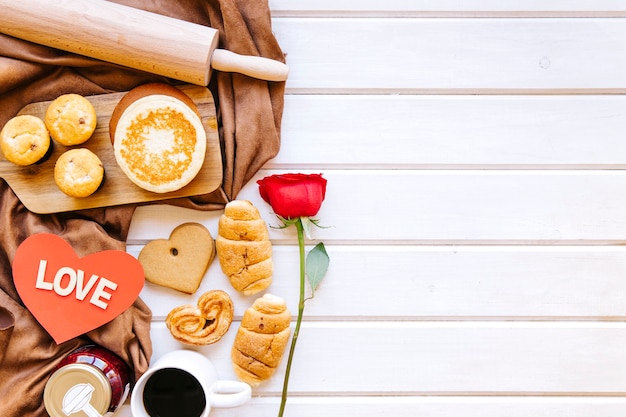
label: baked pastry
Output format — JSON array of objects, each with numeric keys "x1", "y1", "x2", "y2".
[
  {"x1": 138, "y1": 222, "x2": 215, "y2": 294},
  {"x1": 45, "y1": 93, "x2": 97, "y2": 145},
  {"x1": 54, "y1": 148, "x2": 104, "y2": 197},
  {"x1": 0, "y1": 114, "x2": 50, "y2": 166},
  {"x1": 165, "y1": 290, "x2": 234, "y2": 345},
  {"x1": 216, "y1": 200, "x2": 273, "y2": 295},
  {"x1": 109, "y1": 83, "x2": 206, "y2": 193},
  {"x1": 231, "y1": 293, "x2": 291, "y2": 386}
]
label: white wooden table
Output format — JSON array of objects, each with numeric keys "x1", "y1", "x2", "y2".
[{"x1": 119, "y1": 1, "x2": 626, "y2": 415}]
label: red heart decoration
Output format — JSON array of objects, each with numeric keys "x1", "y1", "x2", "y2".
[{"x1": 12, "y1": 233, "x2": 144, "y2": 344}]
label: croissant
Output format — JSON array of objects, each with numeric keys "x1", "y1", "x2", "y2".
[
  {"x1": 231, "y1": 293, "x2": 291, "y2": 386},
  {"x1": 216, "y1": 200, "x2": 273, "y2": 295}
]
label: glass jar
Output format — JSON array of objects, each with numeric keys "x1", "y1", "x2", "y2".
[{"x1": 44, "y1": 344, "x2": 131, "y2": 417}]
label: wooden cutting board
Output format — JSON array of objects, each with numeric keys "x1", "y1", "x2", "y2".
[{"x1": 0, "y1": 84, "x2": 222, "y2": 214}]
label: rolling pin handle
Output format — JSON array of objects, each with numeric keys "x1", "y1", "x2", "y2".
[{"x1": 211, "y1": 49, "x2": 289, "y2": 82}]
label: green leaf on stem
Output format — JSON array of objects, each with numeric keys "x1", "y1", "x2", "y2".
[{"x1": 306, "y1": 242, "x2": 329, "y2": 294}]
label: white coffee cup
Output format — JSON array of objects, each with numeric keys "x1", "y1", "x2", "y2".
[{"x1": 130, "y1": 350, "x2": 251, "y2": 417}]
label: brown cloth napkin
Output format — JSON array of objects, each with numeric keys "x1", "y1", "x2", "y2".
[{"x1": 0, "y1": 0, "x2": 285, "y2": 415}]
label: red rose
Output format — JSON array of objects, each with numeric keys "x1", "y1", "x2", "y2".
[{"x1": 257, "y1": 173, "x2": 327, "y2": 219}]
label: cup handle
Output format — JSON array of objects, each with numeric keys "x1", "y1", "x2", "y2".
[{"x1": 208, "y1": 380, "x2": 252, "y2": 408}]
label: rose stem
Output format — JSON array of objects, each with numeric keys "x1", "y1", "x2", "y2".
[{"x1": 278, "y1": 218, "x2": 306, "y2": 417}]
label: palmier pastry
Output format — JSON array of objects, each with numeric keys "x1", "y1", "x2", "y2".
[
  {"x1": 231, "y1": 293, "x2": 291, "y2": 386},
  {"x1": 165, "y1": 289, "x2": 234, "y2": 346},
  {"x1": 216, "y1": 200, "x2": 273, "y2": 295}
]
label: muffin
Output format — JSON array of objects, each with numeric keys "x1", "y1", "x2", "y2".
[
  {"x1": 0, "y1": 115, "x2": 51, "y2": 165},
  {"x1": 109, "y1": 83, "x2": 206, "y2": 193},
  {"x1": 45, "y1": 93, "x2": 97, "y2": 145},
  {"x1": 54, "y1": 148, "x2": 104, "y2": 197}
]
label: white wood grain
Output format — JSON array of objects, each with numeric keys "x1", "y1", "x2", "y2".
[
  {"x1": 140, "y1": 322, "x2": 626, "y2": 395},
  {"x1": 275, "y1": 95, "x2": 626, "y2": 169},
  {"x1": 120, "y1": 396, "x2": 626, "y2": 417},
  {"x1": 128, "y1": 244, "x2": 626, "y2": 320},
  {"x1": 116, "y1": 4, "x2": 626, "y2": 416},
  {"x1": 273, "y1": 18, "x2": 626, "y2": 93},
  {"x1": 270, "y1": 0, "x2": 626, "y2": 15},
  {"x1": 129, "y1": 170, "x2": 626, "y2": 244}
]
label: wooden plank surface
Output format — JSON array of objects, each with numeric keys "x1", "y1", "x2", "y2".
[
  {"x1": 276, "y1": 95, "x2": 626, "y2": 169},
  {"x1": 270, "y1": 0, "x2": 626, "y2": 16},
  {"x1": 198, "y1": 397, "x2": 626, "y2": 417},
  {"x1": 129, "y1": 170, "x2": 626, "y2": 244},
  {"x1": 138, "y1": 322, "x2": 626, "y2": 394},
  {"x1": 126, "y1": 245, "x2": 626, "y2": 320},
  {"x1": 121, "y1": 396, "x2": 626, "y2": 417},
  {"x1": 274, "y1": 18, "x2": 626, "y2": 93},
  {"x1": 118, "y1": 1, "x2": 626, "y2": 416}
]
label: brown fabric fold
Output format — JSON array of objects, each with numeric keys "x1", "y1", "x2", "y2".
[{"x1": 0, "y1": 0, "x2": 285, "y2": 415}]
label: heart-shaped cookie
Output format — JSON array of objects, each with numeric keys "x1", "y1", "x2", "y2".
[
  {"x1": 12, "y1": 233, "x2": 144, "y2": 344},
  {"x1": 138, "y1": 222, "x2": 215, "y2": 294},
  {"x1": 165, "y1": 289, "x2": 234, "y2": 345}
]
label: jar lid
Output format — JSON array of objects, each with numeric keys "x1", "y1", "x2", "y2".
[{"x1": 44, "y1": 363, "x2": 111, "y2": 417}]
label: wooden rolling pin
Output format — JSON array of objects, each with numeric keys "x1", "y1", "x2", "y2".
[{"x1": 0, "y1": 0, "x2": 288, "y2": 85}]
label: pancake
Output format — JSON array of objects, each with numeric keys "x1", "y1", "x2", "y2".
[{"x1": 110, "y1": 83, "x2": 206, "y2": 193}]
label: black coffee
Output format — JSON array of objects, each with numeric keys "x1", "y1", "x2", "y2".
[{"x1": 143, "y1": 368, "x2": 206, "y2": 417}]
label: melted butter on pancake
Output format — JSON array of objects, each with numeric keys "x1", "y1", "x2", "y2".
[{"x1": 113, "y1": 95, "x2": 206, "y2": 193}]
